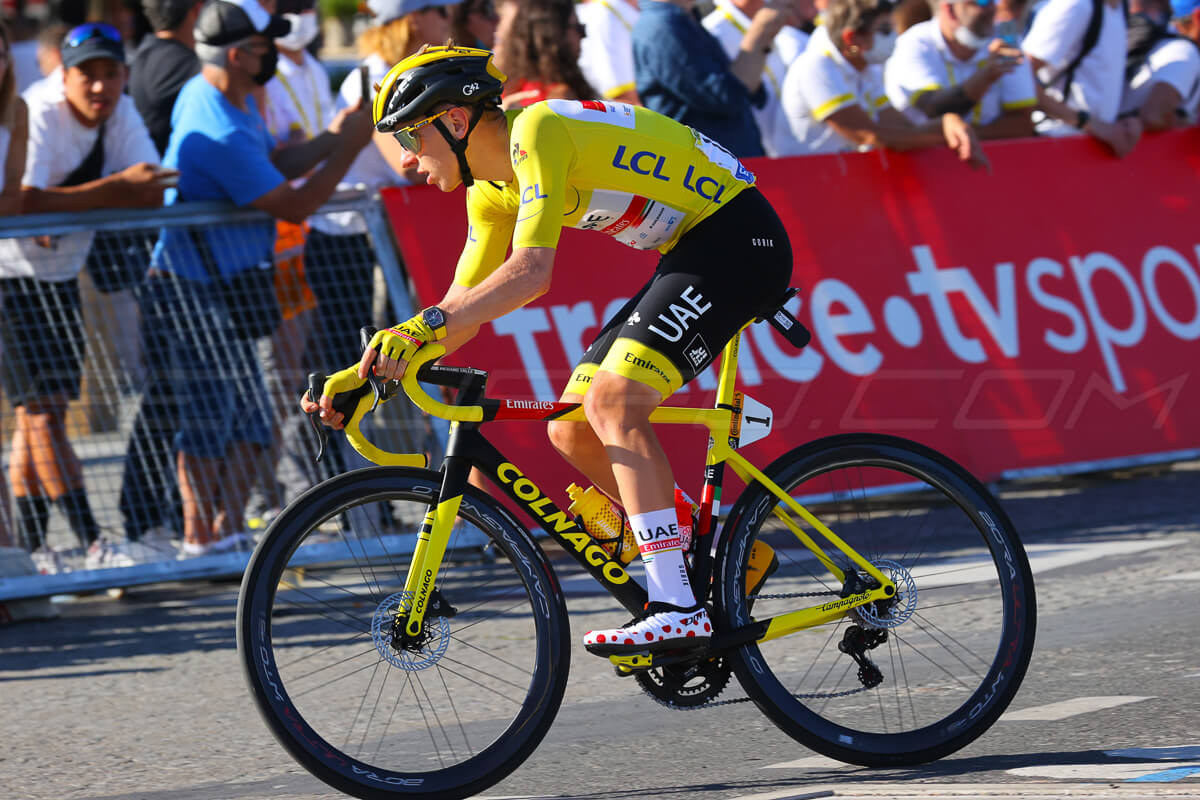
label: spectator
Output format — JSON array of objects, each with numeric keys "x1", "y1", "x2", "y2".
[
  {"x1": 704, "y1": 0, "x2": 814, "y2": 155},
  {"x1": 0, "y1": 20, "x2": 27, "y2": 551},
  {"x1": 496, "y1": 0, "x2": 596, "y2": 108},
  {"x1": 21, "y1": 23, "x2": 69, "y2": 102},
  {"x1": 0, "y1": 23, "x2": 169, "y2": 570},
  {"x1": 778, "y1": 0, "x2": 989, "y2": 168},
  {"x1": 257, "y1": 0, "x2": 329, "y2": 514},
  {"x1": 147, "y1": 0, "x2": 373, "y2": 556},
  {"x1": 993, "y1": 0, "x2": 1031, "y2": 45},
  {"x1": 116, "y1": 0, "x2": 204, "y2": 549},
  {"x1": 451, "y1": 0, "x2": 500, "y2": 48},
  {"x1": 633, "y1": 0, "x2": 792, "y2": 158},
  {"x1": 576, "y1": 0, "x2": 641, "y2": 104},
  {"x1": 130, "y1": 0, "x2": 204, "y2": 156},
  {"x1": 892, "y1": 0, "x2": 931, "y2": 34},
  {"x1": 884, "y1": 0, "x2": 1035, "y2": 140},
  {"x1": 1119, "y1": 0, "x2": 1200, "y2": 129},
  {"x1": 1022, "y1": 0, "x2": 1141, "y2": 155},
  {"x1": 9, "y1": 15, "x2": 40, "y2": 93},
  {"x1": 777, "y1": 0, "x2": 817, "y2": 64}
]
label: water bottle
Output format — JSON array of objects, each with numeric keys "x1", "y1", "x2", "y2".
[{"x1": 567, "y1": 484, "x2": 638, "y2": 565}]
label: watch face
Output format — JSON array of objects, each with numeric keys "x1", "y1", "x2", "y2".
[{"x1": 424, "y1": 307, "x2": 445, "y2": 329}]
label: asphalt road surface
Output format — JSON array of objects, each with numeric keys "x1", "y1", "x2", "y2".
[{"x1": 3, "y1": 462, "x2": 1199, "y2": 800}]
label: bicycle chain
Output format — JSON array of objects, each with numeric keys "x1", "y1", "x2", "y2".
[{"x1": 650, "y1": 588, "x2": 871, "y2": 710}]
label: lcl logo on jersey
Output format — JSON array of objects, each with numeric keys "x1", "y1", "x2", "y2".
[
  {"x1": 520, "y1": 184, "x2": 548, "y2": 204},
  {"x1": 645, "y1": 285, "x2": 713, "y2": 342}
]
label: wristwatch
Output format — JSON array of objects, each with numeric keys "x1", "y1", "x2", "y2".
[
  {"x1": 1074, "y1": 110, "x2": 1090, "y2": 130},
  {"x1": 422, "y1": 306, "x2": 448, "y2": 340}
]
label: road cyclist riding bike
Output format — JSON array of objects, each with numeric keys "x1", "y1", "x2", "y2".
[
  {"x1": 304, "y1": 44, "x2": 795, "y2": 652},
  {"x1": 256, "y1": 42, "x2": 1037, "y2": 800}
]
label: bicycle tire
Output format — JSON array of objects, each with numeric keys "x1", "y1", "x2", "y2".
[
  {"x1": 237, "y1": 466, "x2": 571, "y2": 800},
  {"x1": 715, "y1": 433, "x2": 1036, "y2": 767}
]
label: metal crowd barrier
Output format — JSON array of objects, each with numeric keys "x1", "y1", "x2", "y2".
[{"x1": 0, "y1": 192, "x2": 454, "y2": 608}]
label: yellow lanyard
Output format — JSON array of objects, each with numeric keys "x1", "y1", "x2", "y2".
[
  {"x1": 719, "y1": 9, "x2": 780, "y2": 98},
  {"x1": 275, "y1": 61, "x2": 323, "y2": 138}
]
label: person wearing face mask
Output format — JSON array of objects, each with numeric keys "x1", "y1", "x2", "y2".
[
  {"x1": 146, "y1": 0, "x2": 374, "y2": 556},
  {"x1": 884, "y1": 0, "x2": 1035, "y2": 140},
  {"x1": 778, "y1": 0, "x2": 989, "y2": 167}
]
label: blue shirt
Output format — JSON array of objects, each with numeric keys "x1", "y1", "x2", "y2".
[
  {"x1": 152, "y1": 74, "x2": 285, "y2": 281},
  {"x1": 632, "y1": 0, "x2": 766, "y2": 159}
]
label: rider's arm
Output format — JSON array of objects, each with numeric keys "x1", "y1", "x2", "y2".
[{"x1": 439, "y1": 246, "x2": 556, "y2": 344}]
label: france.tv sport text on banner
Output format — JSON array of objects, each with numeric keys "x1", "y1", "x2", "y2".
[{"x1": 383, "y1": 128, "x2": 1200, "y2": 494}]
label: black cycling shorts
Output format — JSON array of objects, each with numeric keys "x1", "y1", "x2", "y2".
[{"x1": 565, "y1": 187, "x2": 792, "y2": 399}]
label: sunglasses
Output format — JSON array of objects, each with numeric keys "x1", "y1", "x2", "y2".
[
  {"x1": 392, "y1": 108, "x2": 452, "y2": 153},
  {"x1": 64, "y1": 22, "x2": 123, "y2": 48}
]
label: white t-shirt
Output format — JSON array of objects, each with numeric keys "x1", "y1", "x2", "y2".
[
  {"x1": 1022, "y1": 0, "x2": 1126, "y2": 129},
  {"x1": 576, "y1": 0, "x2": 640, "y2": 100},
  {"x1": 310, "y1": 53, "x2": 410, "y2": 236},
  {"x1": 264, "y1": 50, "x2": 335, "y2": 145},
  {"x1": 703, "y1": 0, "x2": 808, "y2": 157},
  {"x1": 885, "y1": 20, "x2": 1036, "y2": 126},
  {"x1": 779, "y1": 41, "x2": 890, "y2": 156},
  {"x1": 1120, "y1": 37, "x2": 1200, "y2": 122},
  {"x1": 775, "y1": 25, "x2": 810, "y2": 68},
  {"x1": 0, "y1": 86, "x2": 160, "y2": 281}
]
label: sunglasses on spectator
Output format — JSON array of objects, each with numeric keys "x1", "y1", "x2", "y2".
[
  {"x1": 393, "y1": 108, "x2": 452, "y2": 153},
  {"x1": 64, "y1": 22, "x2": 123, "y2": 48}
]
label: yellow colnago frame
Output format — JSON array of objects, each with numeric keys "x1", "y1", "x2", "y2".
[{"x1": 339, "y1": 323, "x2": 896, "y2": 646}]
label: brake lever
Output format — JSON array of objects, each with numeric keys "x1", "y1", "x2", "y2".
[
  {"x1": 360, "y1": 325, "x2": 386, "y2": 413},
  {"x1": 306, "y1": 372, "x2": 329, "y2": 463}
]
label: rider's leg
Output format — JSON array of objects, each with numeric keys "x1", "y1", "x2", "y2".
[
  {"x1": 547, "y1": 390, "x2": 620, "y2": 501},
  {"x1": 583, "y1": 370, "x2": 697, "y2": 609}
]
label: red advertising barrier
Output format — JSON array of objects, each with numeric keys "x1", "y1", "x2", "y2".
[{"x1": 382, "y1": 129, "x2": 1200, "y2": 494}]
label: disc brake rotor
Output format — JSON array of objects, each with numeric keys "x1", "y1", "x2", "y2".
[
  {"x1": 371, "y1": 590, "x2": 450, "y2": 671},
  {"x1": 851, "y1": 558, "x2": 918, "y2": 629}
]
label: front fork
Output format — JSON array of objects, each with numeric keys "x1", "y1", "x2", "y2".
[{"x1": 392, "y1": 454, "x2": 471, "y2": 642}]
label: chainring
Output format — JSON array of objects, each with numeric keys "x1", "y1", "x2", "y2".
[{"x1": 634, "y1": 654, "x2": 733, "y2": 709}]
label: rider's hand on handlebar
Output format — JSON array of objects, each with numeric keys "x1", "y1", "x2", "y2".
[
  {"x1": 358, "y1": 314, "x2": 438, "y2": 381},
  {"x1": 299, "y1": 366, "x2": 366, "y2": 430}
]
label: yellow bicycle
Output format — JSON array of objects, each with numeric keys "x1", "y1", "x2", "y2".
[{"x1": 237, "y1": 290, "x2": 1036, "y2": 800}]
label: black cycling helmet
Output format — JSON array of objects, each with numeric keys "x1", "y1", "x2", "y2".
[{"x1": 373, "y1": 45, "x2": 507, "y2": 187}]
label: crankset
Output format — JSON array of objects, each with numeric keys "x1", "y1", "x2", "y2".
[{"x1": 632, "y1": 654, "x2": 733, "y2": 709}]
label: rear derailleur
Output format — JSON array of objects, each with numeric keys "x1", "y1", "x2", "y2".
[{"x1": 838, "y1": 624, "x2": 887, "y2": 689}]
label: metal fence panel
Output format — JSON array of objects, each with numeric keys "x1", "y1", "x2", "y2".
[{"x1": 0, "y1": 195, "x2": 452, "y2": 602}]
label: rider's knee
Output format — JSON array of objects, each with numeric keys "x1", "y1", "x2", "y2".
[
  {"x1": 583, "y1": 371, "x2": 656, "y2": 439},
  {"x1": 547, "y1": 418, "x2": 589, "y2": 456}
]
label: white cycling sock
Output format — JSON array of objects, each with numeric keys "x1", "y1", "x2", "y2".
[{"x1": 630, "y1": 506, "x2": 695, "y2": 608}]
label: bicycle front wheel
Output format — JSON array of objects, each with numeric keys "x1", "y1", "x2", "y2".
[
  {"x1": 237, "y1": 467, "x2": 570, "y2": 800},
  {"x1": 716, "y1": 433, "x2": 1036, "y2": 767}
]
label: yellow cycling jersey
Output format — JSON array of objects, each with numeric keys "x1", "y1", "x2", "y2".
[{"x1": 454, "y1": 99, "x2": 757, "y2": 287}]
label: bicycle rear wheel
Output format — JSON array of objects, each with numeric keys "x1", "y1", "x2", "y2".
[
  {"x1": 716, "y1": 433, "x2": 1036, "y2": 767},
  {"x1": 237, "y1": 467, "x2": 570, "y2": 800}
]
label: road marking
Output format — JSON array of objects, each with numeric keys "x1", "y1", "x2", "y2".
[
  {"x1": 1002, "y1": 695, "x2": 1153, "y2": 721},
  {"x1": 1107, "y1": 746, "x2": 1200, "y2": 761},
  {"x1": 797, "y1": 783, "x2": 1200, "y2": 797},
  {"x1": 1161, "y1": 569, "x2": 1200, "y2": 581},
  {"x1": 1008, "y1": 762, "x2": 1200, "y2": 781},
  {"x1": 1129, "y1": 767, "x2": 1200, "y2": 782}
]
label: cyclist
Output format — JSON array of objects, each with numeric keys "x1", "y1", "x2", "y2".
[{"x1": 305, "y1": 44, "x2": 792, "y2": 653}]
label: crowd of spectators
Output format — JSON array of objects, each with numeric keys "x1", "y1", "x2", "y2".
[{"x1": 1, "y1": 0, "x2": 1199, "y2": 571}]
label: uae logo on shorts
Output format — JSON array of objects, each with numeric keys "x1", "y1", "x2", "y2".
[{"x1": 685, "y1": 333, "x2": 711, "y2": 371}]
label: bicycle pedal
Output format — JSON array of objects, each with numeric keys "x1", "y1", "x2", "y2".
[{"x1": 610, "y1": 652, "x2": 654, "y2": 675}]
